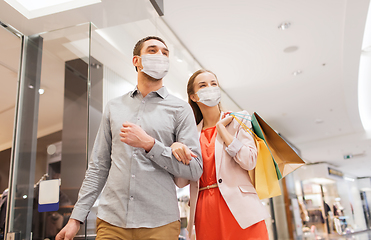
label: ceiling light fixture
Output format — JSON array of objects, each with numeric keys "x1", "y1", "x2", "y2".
[
  {"x1": 358, "y1": 1, "x2": 371, "y2": 132},
  {"x1": 284, "y1": 46, "x2": 298, "y2": 53},
  {"x1": 278, "y1": 22, "x2": 291, "y2": 30},
  {"x1": 4, "y1": 0, "x2": 101, "y2": 19},
  {"x1": 362, "y1": 45, "x2": 371, "y2": 53},
  {"x1": 38, "y1": 88, "x2": 45, "y2": 94},
  {"x1": 292, "y1": 70, "x2": 302, "y2": 76}
]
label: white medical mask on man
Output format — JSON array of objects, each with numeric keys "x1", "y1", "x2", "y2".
[
  {"x1": 196, "y1": 86, "x2": 221, "y2": 107},
  {"x1": 140, "y1": 54, "x2": 169, "y2": 80}
]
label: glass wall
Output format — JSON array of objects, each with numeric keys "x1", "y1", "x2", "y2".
[
  {"x1": 0, "y1": 22, "x2": 22, "y2": 240},
  {"x1": 6, "y1": 23, "x2": 91, "y2": 240}
]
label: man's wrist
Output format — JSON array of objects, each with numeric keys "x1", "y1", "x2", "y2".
[
  {"x1": 143, "y1": 137, "x2": 155, "y2": 152},
  {"x1": 69, "y1": 218, "x2": 83, "y2": 225}
]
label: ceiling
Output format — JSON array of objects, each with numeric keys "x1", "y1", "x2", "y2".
[{"x1": 0, "y1": 0, "x2": 370, "y2": 177}]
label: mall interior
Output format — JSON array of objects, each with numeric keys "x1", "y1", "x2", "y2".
[{"x1": 1, "y1": 0, "x2": 371, "y2": 239}]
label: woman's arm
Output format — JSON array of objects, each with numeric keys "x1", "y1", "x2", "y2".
[
  {"x1": 217, "y1": 112, "x2": 257, "y2": 171},
  {"x1": 216, "y1": 115, "x2": 234, "y2": 146}
]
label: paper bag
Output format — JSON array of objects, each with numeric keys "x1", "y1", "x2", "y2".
[
  {"x1": 251, "y1": 112, "x2": 305, "y2": 179},
  {"x1": 232, "y1": 115, "x2": 281, "y2": 199}
]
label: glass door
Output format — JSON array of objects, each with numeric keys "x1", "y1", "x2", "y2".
[
  {"x1": 0, "y1": 21, "x2": 22, "y2": 240},
  {"x1": 5, "y1": 23, "x2": 92, "y2": 240}
]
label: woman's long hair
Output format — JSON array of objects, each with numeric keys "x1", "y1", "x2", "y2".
[{"x1": 187, "y1": 69, "x2": 221, "y2": 125}]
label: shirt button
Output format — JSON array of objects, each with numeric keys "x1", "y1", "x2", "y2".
[
  {"x1": 131, "y1": 174, "x2": 135, "y2": 178},
  {"x1": 130, "y1": 196, "x2": 134, "y2": 201},
  {"x1": 164, "y1": 166, "x2": 168, "y2": 169},
  {"x1": 137, "y1": 117, "x2": 140, "y2": 120},
  {"x1": 150, "y1": 155, "x2": 154, "y2": 159},
  {"x1": 218, "y1": 179, "x2": 222, "y2": 183},
  {"x1": 142, "y1": 100, "x2": 145, "y2": 104}
]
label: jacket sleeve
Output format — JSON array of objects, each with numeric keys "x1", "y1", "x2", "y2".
[{"x1": 225, "y1": 110, "x2": 257, "y2": 171}]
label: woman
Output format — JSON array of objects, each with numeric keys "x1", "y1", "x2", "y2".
[{"x1": 173, "y1": 69, "x2": 270, "y2": 240}]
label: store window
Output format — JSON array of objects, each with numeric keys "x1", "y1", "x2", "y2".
[{"x1": 293, "y1": 164, "x2": 368, "y2": 239}]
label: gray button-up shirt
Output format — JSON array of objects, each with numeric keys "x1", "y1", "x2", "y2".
[{"x1": 70, "y1": 86, "x2": 203, "y2": 228}]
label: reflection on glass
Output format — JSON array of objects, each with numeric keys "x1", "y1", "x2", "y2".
[
  {"x1": 6, "y1": 23, "x2": 91, "y2": 240},
  {"x1": 0, "y1": 24, "x2": 21, "y2": 240}
]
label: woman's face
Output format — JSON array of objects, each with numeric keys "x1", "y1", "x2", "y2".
[{"x1": 190, "y1": 72, "x2": 219, "y2": 102}]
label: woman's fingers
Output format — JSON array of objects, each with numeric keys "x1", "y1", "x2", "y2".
[{"x1": 173, "y1": 151, "x2": 181, "y2": 162}]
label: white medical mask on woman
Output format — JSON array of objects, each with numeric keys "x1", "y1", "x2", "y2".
[
  {"x1": 140, "y1": 54, "x2": 169, "y2": 80},
  {"x1": 196, "y1": 86, "x2": 221, "y2": 107}
]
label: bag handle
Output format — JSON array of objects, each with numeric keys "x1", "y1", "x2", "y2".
[{"x1": 231, "y1": 115, "x2": 258, "y2": 147}]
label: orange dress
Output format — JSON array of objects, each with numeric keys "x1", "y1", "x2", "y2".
[{"x1": 195, "y1": 126, "x2": 268, "y2": 240}]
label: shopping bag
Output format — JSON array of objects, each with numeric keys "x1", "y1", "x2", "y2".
[
  {"x1": 251, "y1": 112, "x2": 305, "y2": 179},
  {"x1": 231, "y1": 115, "x2": 281, "y2": 199}
]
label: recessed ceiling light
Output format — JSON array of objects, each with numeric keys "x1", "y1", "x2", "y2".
[
  {"x1": 292, "y1": 70, "x2": 302, "y2": 76},
  {"x1": 315, "y1": 119, "x2": 324, "y2": 124},
  {"x1": 4, "y1": 0, "x2": 101, "y2": 19},
  {"x1": 283, "y1": 46, "x2": 298, "y2": 53},
  {"x1": 278, "y1": 22, "x2": 291, "y2": 30},
  {"x1": 38, "y1": 88, "x2": 45, "y2": 94}
]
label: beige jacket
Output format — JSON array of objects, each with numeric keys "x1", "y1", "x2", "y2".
[{"x1": 175, "y1": 111, "x2": 270, "y2": 239}]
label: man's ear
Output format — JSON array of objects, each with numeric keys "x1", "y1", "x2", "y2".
[{"x1": 133, "y1": 56, "x2": 141, "y2": 70}]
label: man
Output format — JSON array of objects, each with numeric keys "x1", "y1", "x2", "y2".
[{"x1": 56, "y1": 36, "x2": 203, "y2": 240}]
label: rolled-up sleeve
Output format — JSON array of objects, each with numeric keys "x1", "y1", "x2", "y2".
[{"x1": 225, "y1": 138, "x2": 244, "y2": 157}]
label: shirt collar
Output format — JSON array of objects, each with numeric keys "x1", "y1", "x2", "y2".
[{"x1": 130, "y1": 86, "x2": 169, "y2": 99}]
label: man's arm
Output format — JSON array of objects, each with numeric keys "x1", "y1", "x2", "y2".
[
  {"x1": 145, "y1": 105, "x2": 202, "y2": 181},
  {"x1": 57, "y1": 107, "x2": 112, "y2": 239},
  {"x1": 120, "y1": 104, "x2": 202, "y2": 181}
]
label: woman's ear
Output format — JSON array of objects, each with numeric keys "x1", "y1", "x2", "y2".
[{"x1": 190, "y1": 93, "x2": 198, "y2": 102}]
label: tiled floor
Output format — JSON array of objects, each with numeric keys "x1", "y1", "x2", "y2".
[
  {"x1": 302, "y1": 230, "x2": 371, "y2": 240},
  {"x1": 318, "y1": 231, "x2": 371, "y2": 240}
]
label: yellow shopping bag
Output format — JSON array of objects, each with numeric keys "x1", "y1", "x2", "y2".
[{"x1": 232, "y1": 115, "x2": 281, "y2": 199}]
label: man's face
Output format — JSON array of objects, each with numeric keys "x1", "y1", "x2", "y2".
[
  {"x1": 133, "y1": 39, "x2": 169, "y2": 77},
  {"x1": 140, "y1": 39, "x2": 169, "y2": 57}
]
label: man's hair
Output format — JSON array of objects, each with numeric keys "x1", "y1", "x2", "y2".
[{"x1": 133, "y1": 36, "x2": 167, "y2": 56}]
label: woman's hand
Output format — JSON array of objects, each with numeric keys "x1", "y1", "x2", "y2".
[
  {"x1": 216, "y1": 115, "x2": 234, "y2": 146},
  {"x1": 170, "y1": 142, "x2": 197, "y2": 165},
  {"x1": 218, "y1": 115, "x2": 233, "y2": 127}
]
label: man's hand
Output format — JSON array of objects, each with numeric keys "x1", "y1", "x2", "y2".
[
  {"x1": 120, "y1": 122, "x2": 155, "y2": 152},
  {"x1": 56, "y1": 219, "x2": 81, "y2": 240},
  {"x1": 170, "y1": 142, "x2": 197, "y2": 165}
]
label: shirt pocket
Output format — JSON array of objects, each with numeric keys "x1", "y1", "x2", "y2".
[{"x1": 238, "y1": 185, "x2": 257, "y2": 195}]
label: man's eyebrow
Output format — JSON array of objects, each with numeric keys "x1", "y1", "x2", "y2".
[{"x1": 146, "y1": 45, "x2": 169, "y2": 52}]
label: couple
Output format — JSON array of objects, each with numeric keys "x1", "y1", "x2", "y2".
[{"x1": 56, "y1": 36, "x2": 269, "y2": 240}]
